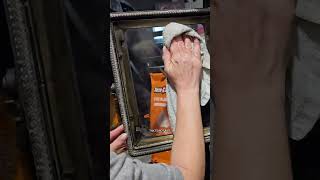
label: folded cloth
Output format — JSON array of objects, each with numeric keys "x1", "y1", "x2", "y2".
[
  {"x1": 289, "y1": 18, "x2": 320, "y2": 140},
  {"x1": 296, "y1": 0, "x2": 320, "y2": 24},
  {"x1": 162, "y1": 22, "x2": 210, "y2": 132}
]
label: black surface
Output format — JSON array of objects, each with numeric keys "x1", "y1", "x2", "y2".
[
  {"x1": 0, "y1": 1, "x2": 14, "y2": 80},
  {"x1": 290, "y1": 119, "x2": 320, "y2": 180},
  {"x1": 1, "y1": 2, "x2": 36, "y2": 178},
  {"x1": 64, "y1": 0, "x2": 110, "y2": 178}
]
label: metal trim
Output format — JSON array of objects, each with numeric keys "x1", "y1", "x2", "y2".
[
  {"x1": 3, "y1": 0, "x2": 56, "y2": 178},
  {"x1": 111, "y1": 8, "x2": 210, "y2": 21}
]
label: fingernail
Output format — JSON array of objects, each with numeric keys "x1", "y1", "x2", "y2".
[
  {"x1": 120, "y1": 133, "x2": 128, "y2": 140},
  {"x1": 163, "y1": 46, "x2": 167, "y2": 51}
]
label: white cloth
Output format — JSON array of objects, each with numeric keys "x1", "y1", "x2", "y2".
[{"x1": 163, "y1": 22, "x2": 210, "y2": 132}]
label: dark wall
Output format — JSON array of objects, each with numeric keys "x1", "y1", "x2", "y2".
[{"x1": 64, "y1": 0, "x2": 110, "y2": 178}]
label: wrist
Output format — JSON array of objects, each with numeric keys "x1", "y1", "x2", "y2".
[{"x1": 176, "y1": 88, "x2": 200, "y2": 98}]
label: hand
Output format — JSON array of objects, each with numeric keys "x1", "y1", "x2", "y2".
[
  {"x1": 110, "y1": 125, "x2": 127, "y2": 154},
  {"x1": 162, "y1": 36, "x2": 202, "y2": 95}
]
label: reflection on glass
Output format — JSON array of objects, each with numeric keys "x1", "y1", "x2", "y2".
[{"x1": 125, "y1": 24, "x2": 210, "y2": 138}]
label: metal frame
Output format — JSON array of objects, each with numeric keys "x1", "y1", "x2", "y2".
[
  {"x1": 3, "y1": 0, "x2": 93, "y2": 179},
  {"x1": 3, "y1": 0, "x2": 56, "y2": 178},
  {"x1": 110, "y1": 8, "x2": 211, "y2": 156}
]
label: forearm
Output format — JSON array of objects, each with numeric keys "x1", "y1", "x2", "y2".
[{"x1": 171, "y1": 91, "x2": 205, "y2": 180}]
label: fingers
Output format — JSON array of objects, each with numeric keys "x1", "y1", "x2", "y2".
[
  {"x1": 193, "y1": 38, "x2": 201, "y2": 59},
  {"x1": 110, "y1": 133, "x2": 128, "y2": 154},
  {"x1": 169, "y1": 35, "x2": 201, "y2": 63},
  {"x1": 170, "y1": 36, "x2": 183, "y2": 54},
  {"x1": 184, "y1": 36, "x2": 192, "y2": 49},
  {"x1": 110, "y1": 124, "x2": 124, "y2": 142},
  {"x1": 162, "y1": 46, "x2": 171, "y2": 68},
  {"x1": 176, "y1": 36, "x2": 184, "y2": 51},
  {"x1": 114, "y1": 147, "x2": 127, "y2": 154},
  {"x1": 170, "y1": 38, "x2": 179, "y2": 53}
]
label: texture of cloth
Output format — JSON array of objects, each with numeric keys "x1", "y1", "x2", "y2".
[
  {"x1": 110, "y1": 152, "x2": 183, "y2": 180},
  {"x1": 163, "y1": 22, "x2": 210, "y2": 132},
  {"x1": 288, "y1": 1, "x2": 320, "y2": 140},
  {"x1": 289, "y1": 17, "x2": 320, "y2": 140},
  {"x1": 296, "y1": 0, "x2": 320, "y2": 24}
]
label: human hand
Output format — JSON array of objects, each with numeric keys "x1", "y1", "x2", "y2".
[
  {"x1": 110, "y1": 125, "x2": 127, "y2": 154},
  {"x1": 162, "y1": 36, "x2": 202, "y2": 95}
]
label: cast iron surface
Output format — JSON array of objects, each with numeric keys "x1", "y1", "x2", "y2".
[
  {"x1": 4, "y1": 0, "x2": 95, "y2": 179},
  {"x1": 111, "y1": 8, "x2": 210, "y2": 20},
  {"x1": 3, "y1": 0, "x2": 56, "y2": 179}
]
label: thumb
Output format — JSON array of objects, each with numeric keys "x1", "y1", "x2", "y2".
[
  {"x1": 110, "y1": 133, "x2": 128, "y2": 152},
  {"x1": 110, "y1": 125, "x2": 124, "y2": 142}
]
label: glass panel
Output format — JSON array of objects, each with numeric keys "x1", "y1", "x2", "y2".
[{"x1": 124, "y1": 23, "x2": 210, "y2": 138}]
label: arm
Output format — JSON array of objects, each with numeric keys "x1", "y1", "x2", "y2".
[
  {"x1": 110, "y1": 36, "x2": 203, "y2": 180},
  {"x1": 163, "y1": 36, "x2": 205, "y2": 180},
  {"x1": 212, "y1": 0, "x2": 295, "y2": 180},
  {"x1": 172, "y1": 90, "x2": 205, "y2": 180}
]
